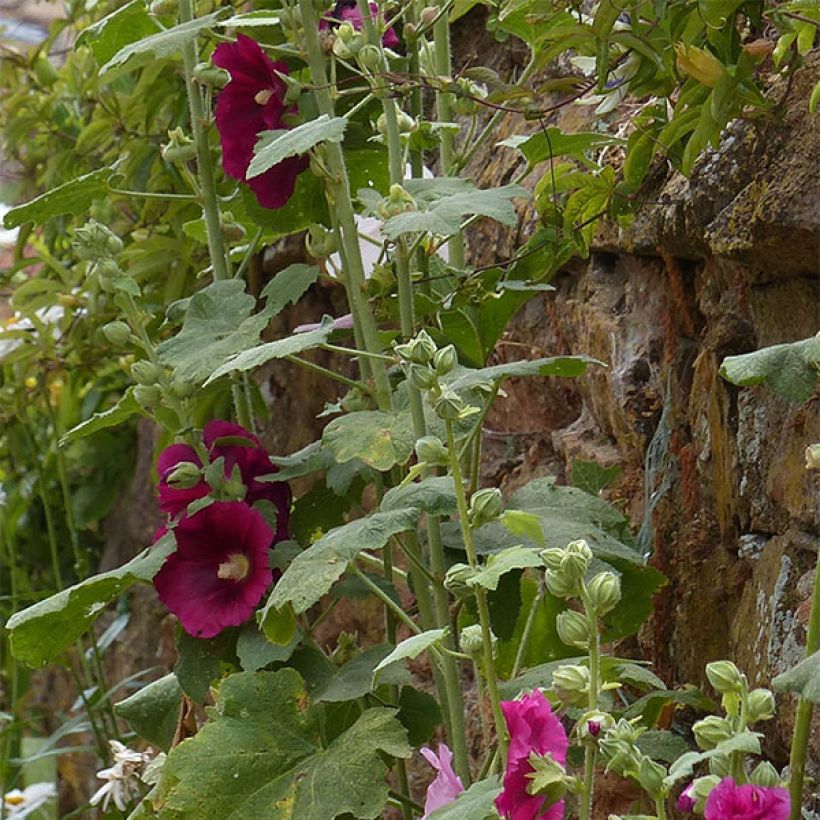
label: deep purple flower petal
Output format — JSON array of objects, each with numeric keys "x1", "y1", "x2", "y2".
[
  {"x1": 420, "y1": 745, "x2": 464, "y2": 818},
  {"x1": 245, "y1": 155, "x2": 309, "y2": 210},
  {"x1": 704, "y1": 777, "x2": 790, "y2": 820},
  {"x1": 496, "y1": 690, "x2": 568, "y2": 820},
  {"x1": 677, "y1": 782, "x2": 696, "y2": 813},
  {"x1": 153, "y1": 501, "x2": 274, "y2": 638}
]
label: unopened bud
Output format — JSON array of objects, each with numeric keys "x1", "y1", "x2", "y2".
[
  {"x1": 544, "y1": 569, "x2": 576, "y2": 599},
  {"x1": 131, "y1": 360, "x2": 161, "y2": 385},
  {"x1": 746, "y1": 688, "x2": 775, "y2": 723},
  {"x1": 639, "y1": 757, "x2": 666, "y2": 798},
  {"x1": 192, "y1": 62, "x2": 229, "y2": 88},
  {"x1": 305, "y1": 224, "x2": 337, "y2": 258},
  {"x1": 469, "y1": 487, "x2": 503, "y2": 527},
  {"x1": 95, "y1": 258, "x2": 122, "y2": 280},
  {"x1": 688, "y1": 775, "x2": 721, "y2": 810},
  {"x1": 443, "y1": 563, "x2": 475, "y2": 598},
  {"x1": 693, "y1": 715, "x2": 733, "y2": 750},
  {"x1": 540, "y1": 548, "x2": 564, "y2": 571},
  {"x1": 166, "y1": 461, "x2": 203, "y2": 489},
  {"x1": 102, "y1": 321, "x2": 132, "y2": 346},
  {"x1": 74, "y1": 219, "x2": 123, "y2": 261},
  {"x1": 161, "y1": 127, "x2": 197, "y2": 163},
  {"x1": 460, "y1": 624, "x2": 486, "y2": 658},
  {"x1": 420, "y1": 6, "x2": 437, "y2": 26},
  {"x1": 219, "y1": 212, "x2": 246, "y2": 242},
  {"x1": 433, "y1": 344, "x2": 458, "y2": 375},
  {"x1": 586, "y1": 571, "x2": 621, "y2": 615},
  {"x1": 749, "y1": 760, "x2": 781, "y2": 788},
  {"x1": 169, "y1": 379, "x2": 195, "y2": 399},
  {"x1": 415, "y1": 435, "x2": 449, "y2": 466},
  {"x1": 407, "y1": 363, "x2": 437, "y2": 390},
  {"x1": 552, "y1": 664, "x2": 589, "y2": 706},
  {"x1": 336, "y1": 21, "x2": 355, "y2": 42},
  {"x1": 433, "y1": 389, "x2": 465, "y2": 421},
  {"x1": 705, "y1": 660, "x2": 746, "y2": 694},
  {"x1": 578, "y1": 710, "x2": 614, "y2": 741},
  {"x1": 395, "y1": 330, "x2": 436, "y2": 364},
  {"x1": 556, "y1": 610, "x2": 590, "y2": 648},
  {"x1": 133, "y1": 384, "x2": 162, "y2": 408},
  {"x1": 357, "y1": 44, "x2": 382, "y2": 70}
]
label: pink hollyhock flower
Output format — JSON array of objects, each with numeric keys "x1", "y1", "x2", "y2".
[
  {"x1": 496, "y1": 690, "x2": 568, "y2": 820},
  {"x1": 677, "y1": 782, "x2": 696, "y2": 813},
  {"x1": 420, "y1": 744, "x2": 464, "y2": 818},
  {"x1": 157, "y1": 420, "x2": 290, "y2": 541},
  {"x1": 704, "y1": 777, "x2": 790, "y2": 820},
  {"x1": 320, "y1": 0, "x2": 400, "y2": 49},
  {"x1": 153, "y1": 501, "x2": 274, "y2": 638},
  {"x1": 212, "y1": 34, "x2": 307, "y2": 209}
]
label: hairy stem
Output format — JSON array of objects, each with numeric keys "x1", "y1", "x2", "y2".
[{"x1": 579, "y1": 593, "x2": 600, "y2": 820}]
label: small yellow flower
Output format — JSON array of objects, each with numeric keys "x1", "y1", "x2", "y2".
[{"x1": 675, "y1": 44, "x2": 726, "y2": 87}]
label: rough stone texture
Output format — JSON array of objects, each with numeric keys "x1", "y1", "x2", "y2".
[{"x1": 454, "y1": 14, "x2": 819, "y2": 802}]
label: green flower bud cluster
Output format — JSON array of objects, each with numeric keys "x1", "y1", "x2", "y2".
[
  {"x1": 692, "y1": 715, "x2": 734, "y2": 750},
  {"x1": 415, "y1": 435, "x2": 449, "y2": 467},
  {"x1": 74, "y1": 219, "x2": 123, "y2": 262},
  {"x1": 333, "y1": 22, "x2": 366, "y2": 59},
  {"x1": 305, "y1": 224, "x2": 337, "y2": 259},
  {"x1": 540, "y1": 539, "x2": 593, "y2": 598},
  {"x1": 597, "y1": 719, "x2": 646, "y2": 779},
  {"x1": 552, "y1": 664, "x2": 590, "y2": 707},
  {"x1": 468, "y1": 487, "x2": 502, "y2": 528},
  {"x1": 377, "y1": 182, "x2": 416, "y2": 219},
  {"x1": 161, "y1": 127, "x2": 197, "y2": 163}
]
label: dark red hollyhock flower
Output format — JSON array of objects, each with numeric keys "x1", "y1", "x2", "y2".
[
  {"x1": 320, "y1": 0, "x2": 400, "y2": 49},
  {"x1": 153, "y1": 502, "x2": 273, "y2": 638},
  {"x1": 212, "y1": 34, "x2": 308, "y2": 209},
  {"x1": 157, "y1": 420, "x2": 290, "y2": 541}
]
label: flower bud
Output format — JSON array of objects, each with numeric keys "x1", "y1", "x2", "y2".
[
  {"x1": 638, "y1": 757, "x2": 666, "y2": 798},
  {"x1": 443, "y1": 563, "x2": 475, "y2": 598},
  {"x1": 544, "y1": 569, "x2": 576, "y2": 599},
  {"x1": 565, "y1": 538, "x2": 593, "y2": 566},
  {"x1": 102, "y1": 321, "x2": 132, "y2": 346},
  {"x1": 131, "y1": 360, "x2": 161, "y2": 385},
  {"x1": 540, "y1": 548, "x2": 564, "y2": 571},
  {"x1": 192, "y1": 62, "x2": 230, "y2": 88},
  {"x1": 305, "y1": 224, "x2": 337, "y2": 258},
  {"x1": 395, "y1": 330, "x2": 436, "y2": 364},
  {"x1": 415, "y1": 435, "x2": 449, "y2": 466},
  {"x1": 460, "y1": 624, "x2": 493, "y2": 660},
  {"x1": 396, "y1": 111, "x2": 416, "y2": 133},
  {"x1": 161, "y1": 127, "x2": 197, "y2": 163},
  {"x1": 749, "y1": 760, "x2": 781, "y2": 788},
  {"x1": 420, "y1": 5, "x2": 437, "y2": 26},
  {"x1": 169, "y1": 379, "x2": 195, "y2": 399},
  {"x1": 407, "y1": 363, "x2": 438, "y2": 391},
  {"x1": 95, "y1": 258, "x2": 122, "y2": 282},
  {"x1": 552, "y1": 664, "x2": 589, "y2": 706},
  {"x1": 746, "y1": 688, "x2": 775, "y2": 723},
  {"x1": 219, "y1": 212, "x2": 246, "y2": 242},
  {"x1": 150, "y1": 0, "x2": 176, "y2": 14},
  {"x1": 577, "y1": 710, "x2": 614, "y2": 741},
  {"x1": 561, "y1": 550, "x2": 591, "y2": 583},
  {"x1": 688, "y1": 775, "x2": 721, "y2": 810},
  {"x1": 705, "y1": 660, "x2": 746, "y2": 694},
  {"x1": 378, "y1": 183, "x2": 416, "y2": 218},
  {"x1": 674, "y1": 44, "x2": 725, "y2": 87},
  {"x1": 585, "y1": 571, "x2": 621, "y2": 615},
  {"x1": 433, "y1": 344, "x2": 458, "y2": 375},
  {"x1": 693, "y1": 715, "x2": 733, "y2": 750},
  {"x1": 433, "y1": 389, "x2": 466, "y2": 421},
  {"x1": 357, "y1": 44, "x2": 382, "y2": 70},
  {"x1": 556, "y1": 609, "x2": 590, "y2": 648},
  {"x1": 336, "y1": 21, "x2": 355, "y2": 41},
  {"x1": 133, "y1": 384, "x2": 162, "y2": 408},
  {"x1": 74, "y1": 219, "x2": 123, "y2": 261},
  {"x1": 468, "y1": 487, "x2": 503, "y2": 527},
  {"x1": 166, "y1": 461, "x2": 203, "y2": 489},
  {"x1": 332, "y1": 35, "x2": 355, "y2": 59}
]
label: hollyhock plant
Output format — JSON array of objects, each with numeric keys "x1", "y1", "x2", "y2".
[
  {"x1": 496, "y1": 689, "x2": 568, "y2": 820},
  {"x1": 212, "y1": 34, "x2": 307, "y2": 209},
  {"x1": 153, "y1": 501, "x2": 274, "y2": 638},
  {"x1": 420, "y1": 745, "x2": 464, "y2": 818},
  {"x1": 319, "y1": 0, "x2": 400, "y2": 49},
  {"x1": 703, "y1": 777, "x2": 790, "y2": 820},
  {"x1": 157, "y1": 420, "x2": 290, "y2": 541},
  {"x1": 677, "y1": 782, "x2": 697, "y2": 813}
]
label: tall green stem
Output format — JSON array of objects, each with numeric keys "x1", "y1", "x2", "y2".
[
  {"x1": 298, "y1": 0, "x2": 393, "y2": 410},
  {"x1": 446, "y1": 420, "x2": 507, "y2": 762},
  {"x1": 579, "y1": 594, "x2": 600, "y2": 820},
  {"x1": 788, "y1": 561, "x2": 820, "y2": 819}
]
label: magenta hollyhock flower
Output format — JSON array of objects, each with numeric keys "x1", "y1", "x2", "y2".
[
  {"x1": 704, "y1": 777, "x2": 790, "y2": 820},
  {"x1": 153, "y1": 501, "x2": 274, "y2": 638},
  {"x1": 420, "y1": 745, "x2": 464, "y2": 818},
  {"x1": 157, "y1": 420, "x2": 290, "y2": 541},
  {"x1": 320, "y1": 0, "x2": 400, "y2": 49},
  {"x1": 496, "y1": 690, "x2": 568, "y2": 820},
  {"x1": 212, "y1": 34, "x2": 307, "y2": 209},
  {"x1": 677, "y1": 782, "x2": 696, "y2": 813}
]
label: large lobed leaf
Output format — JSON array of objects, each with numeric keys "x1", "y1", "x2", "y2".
[
  {"x1": 719, "y1": 335, "x2": 820, "y2": 403},
  {"x1": 77, "y1": 0, "x2": 161, "y2": 65},
  {"x1": 499, "y1": 128, "x2": 624, "y2": 165},
  {"x1": 6, "y1": 533, "x2": 175, "y2": 667},
  {"x1": 773, "y1": 650, "x2": 820, "y2": 703},
  {"x1": 322, "y1": 411, "x2": 417, "y2": 472},
  {"x1": 157, "y1": 669, "x2": 410, "y2": 819}
]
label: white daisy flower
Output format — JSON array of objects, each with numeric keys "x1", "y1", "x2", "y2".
[{"x1": 3, "y1": 782, "x2": 57, "y2": 818}]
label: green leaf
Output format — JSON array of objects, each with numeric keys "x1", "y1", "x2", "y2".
[
  {"x1": 157, "y1": 280, "x2": 271, "y2": 383},
  {"x1": 317, "y1": 644, "x2": 405, "y2": 702},
  {"x1": 397, "y1": 686, "x2": 441, "y2": 746},
  {"x1": 269, "y1": 508, "x2": 420, "y2": 614},
  {"x1": 467, "y1": 546, "x2": 542, "y2": 592},
  {"x1": 100, "y1": 12, "x2": 225, "y2": 77},
  {"x1": 174, "y1": 631, "x2": 234, "y2": 704},
  {"x1": 3, "y1": 168, "x2": 113, "y2": 229},
  {"x1": 158, "y1": 670, "x2": 410, "y2": 819},
  {"x1": 77, "y1": 0, "x2": 161, "y2": 65},
  {"x1": 500, "y1": 510, "x2": 545, "y2": 547},
  {"x1": 259, "y1": 601, "x2": 299, "y2": 647},
  {"x1": 636, "y1": 730, "x2": 690, "y2": 764},
  {"x1": 7, "y1": 533, "x2": 175, "y2": 667},
  {"x1": 719, "y1": 336, "x2": 820, "y2": 403},
  {"x1": 498, "y1": 129, "x2": 624, "y2": 165},
  {"x1": 260, "y1": 263, "x2": 320, "y2": 316},
  {"x1": 427, "y1": 776, "x2": 501, "y2": 819},
  {"x1": 205, "y1": 319, "x2": 334, "y2": 384},
  {"x1": 381, "y1": 477, "x2": 458, "y2": 517},
  {"x1": 372, "y1": 629, "x2": 447, "y2": 683},
  {"x1": 237, "y1": 621, "x2": 301, "y2": 672},
  {"x1": 60, "y1": 388, "x2": 140, "y2": 446},
  {"x1": 323, "y1": 411, "x2": 417, "y2": 472},
  {"x1": 447, "y1": 355, "x2": 602, "y2": 392},
  {"x1": 772, "y1": 650, "x2": 820, "y2": 703},
  {"x1": 380, "y1": 182, "x2": 528, "y2": 239},
  {"x1": 248, "y1": 116, "x2": 347, "y2": 179},
  {"x1": 571, "y1": 459, "x2": 622, "y2": 495},
  {"x1": 115, "y1": 673, "x2": 182, "y2": 751}
]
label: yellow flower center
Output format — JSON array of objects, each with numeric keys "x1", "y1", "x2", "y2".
[
  {"x1": 5, "y1": 795, "x2": 25, "y2": 807},
  {"x1": 254, "y1": 88, "x2": 274, "y2": 106},
  {"x1": 217, "y1": 553, "x2": 250, "y2": 582}
]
